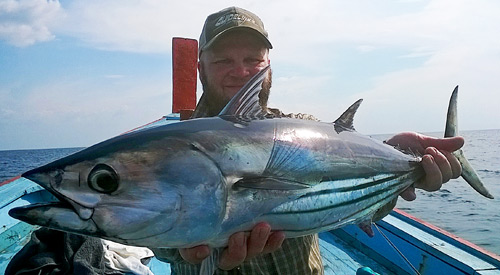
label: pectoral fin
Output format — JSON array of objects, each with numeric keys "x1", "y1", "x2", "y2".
[{"x1": 234, "y1": 177, "x2": 310, "y2": 190}]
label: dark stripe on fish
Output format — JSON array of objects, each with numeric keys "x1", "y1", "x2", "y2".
[
  {"x1": 277, "y1": 183, "x2": 411, "y2": 233},
  {"x1": 266, "y1": 171, "x2": 417, "y2": 216}
]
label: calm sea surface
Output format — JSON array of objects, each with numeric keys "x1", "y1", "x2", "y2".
[{"x1": 1, "y1": 129, "x2": 499, "y2": 256}]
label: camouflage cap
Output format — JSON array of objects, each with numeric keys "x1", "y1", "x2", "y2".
[{"x1": 199, "y1": 7, "x2": 272, "y2": 56}]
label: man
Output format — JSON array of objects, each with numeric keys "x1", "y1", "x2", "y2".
[{"x1": 157, "y1": 6, "x2": 464, "y2": 275}]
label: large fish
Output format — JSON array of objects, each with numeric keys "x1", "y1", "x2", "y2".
[{"x1": 10, "y1": 66, "x2": 492, "y2": 255}]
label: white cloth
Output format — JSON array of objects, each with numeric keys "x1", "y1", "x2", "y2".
[{"x1": 101, "y1": 239, "x2": 155, "y2": 275}]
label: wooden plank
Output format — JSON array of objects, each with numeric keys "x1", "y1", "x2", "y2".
[
  {"x1": 319, "y1": 232, "x2": 398, "y2": 274},
  {"x1": 0, "y1": 177, "x2": 42, "y2": 209},
  {"x1": 0, "y1": 222, "x2": 38, "y2": 274},
  {"x1": 382, "y1": 213, "x2": 500, "y2": 272},
  {"x1": 334, "y1": 210, "x2": 500, "y2": 274},
  {"x1": 172, "y1": 37, "x2": 197, "y2": 116},
  {"x1": 0, "y1": 176, "x2": 21, "y2": 187},
  {"x1": 333, "y1": 225, "x2": 418, "y2": 274},
  {"x1": 393, "y1": 208, "x2": 500, "y2": 264}
]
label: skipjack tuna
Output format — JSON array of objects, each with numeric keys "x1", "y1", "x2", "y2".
[{"x1": 10, "y1": 66, "x2": 493, "y2": 273}]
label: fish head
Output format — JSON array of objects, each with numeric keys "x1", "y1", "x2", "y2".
[{"x1": 10, "y1": 131, "x2": 227, "y2": 248}]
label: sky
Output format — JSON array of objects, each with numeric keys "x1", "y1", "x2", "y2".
[{"x1": 1, "y1": 0, "x2": 499, "y2": 150}]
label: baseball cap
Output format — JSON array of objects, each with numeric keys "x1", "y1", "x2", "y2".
[{"x1": 199, "y1": 7, "x2": 273, "y2": 55}]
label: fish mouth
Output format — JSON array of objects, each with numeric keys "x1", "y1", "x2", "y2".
[
  {"x1": 9, "y1": 168, "x2": 99, "y2": 235},
  {"x1": 22, "y1": 167, "x2": 96, "y2": 219},
  {"x1": 9, "y1": 201, "x2": 99, "y2": 234}
]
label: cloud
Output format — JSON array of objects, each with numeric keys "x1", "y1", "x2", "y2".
[
  {"x1": 3, "y1": 0, "x2": 500, "y2": 55},
  {"x1": 260, "y1": 0, "x2": 500, "y2": 133},
  {"x1": 0, "y1": 75, "x2": 171, "y2": 149},
  {"x1": 0, "y1": 0, "x2": 63, "y2": 46},
  {"x1": 1, "y1": 0, "x2": 500, "y2": 149},
  {"x1": 0, "y1": 0, "x2": 218, "y2": 51},
  {"x1": 52, "y1": 1, "x2": 217, "y2": 53}
]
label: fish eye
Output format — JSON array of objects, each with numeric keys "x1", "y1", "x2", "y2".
[{"x1": 88, "y1": 164, "x2": 119, "y2": 193}]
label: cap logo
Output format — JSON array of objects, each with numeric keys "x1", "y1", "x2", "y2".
[{"x1": 214, "y1": 13, "x2": 256, "y2": 27}]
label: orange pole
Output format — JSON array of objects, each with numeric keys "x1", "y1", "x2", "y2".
[{"x1": 172, "y1": 37, "x2": 198, "y2": 119}]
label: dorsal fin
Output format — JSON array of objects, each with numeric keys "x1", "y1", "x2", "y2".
[
  {"x1": 218, "y1": 65, "x2": 270, "y2": 118},
  {"x1": 333, "y1": 99, "x2": 363, "y2": 133}
]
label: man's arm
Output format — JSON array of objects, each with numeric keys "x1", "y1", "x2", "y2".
[{"x1": 385, "y1": 132, "x2": 464, "y2": 201}]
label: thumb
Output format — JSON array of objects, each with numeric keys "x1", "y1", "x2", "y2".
[{"x1": 419, "y1": 135, "x2": 464, "y2": 152}]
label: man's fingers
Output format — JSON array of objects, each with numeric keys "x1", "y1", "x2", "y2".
[
  {"x1": 218, "y1": 232, "x2": 247, "y2": 270},
  {"x1": 426, "y1": 147, "x2": 453, "y2": 183},
  {"x1": 246, "y1": 223, "x2": 271, "y2": 259},
  {"x1": 179, "y1": 245, "x2": 210, "y2": 264},
  {"x1": 262, "y1": 231, "x2": 286, "y2": 254},
  {"x1": 417, "y1": 155, "x2": 442, "y2": 191},
  {"x1": 400, "y1": 185, "x2": 417, "y2": 201},
  {"x1": 442, "y1": 150, "x2": 462, "y2": 179},
  {"x1": 217, "y1": 223, "x2": 285, "y2": 270}
]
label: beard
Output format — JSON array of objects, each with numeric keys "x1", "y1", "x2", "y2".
[{"x1": 198, "y1": 67, "x2": 273, "y2": 117}]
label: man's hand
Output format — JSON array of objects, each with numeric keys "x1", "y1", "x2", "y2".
[
  {"x1": 179, "y1": 222, "x2": 285, "y2": 270},
  {"x1": 385, "y1": 132, "x2": 464, "y2": 201}
]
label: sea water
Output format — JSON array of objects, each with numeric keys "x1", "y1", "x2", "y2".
[
  {"x1": 0, "y1": 147, "x2": 83, "y2": 183},
  {"x1": 1, "y1": 129, "x2": 499, "y2": 255}
]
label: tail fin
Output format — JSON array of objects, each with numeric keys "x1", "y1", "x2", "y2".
[{"x1": 445, "y1": 86, "x2": 494, "y2": 199}]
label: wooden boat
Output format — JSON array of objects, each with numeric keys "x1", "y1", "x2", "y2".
[{"x1": 1, "y1": 38, "x2": 499, "y2": 275}]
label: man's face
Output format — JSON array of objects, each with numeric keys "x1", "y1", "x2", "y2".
[{"x1": 199, "y1": 30, "x2": 270, "y2": 113}]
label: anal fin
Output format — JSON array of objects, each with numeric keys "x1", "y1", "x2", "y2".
[{"x1": 357, "y1": 219, "x2": 375, "y2": 237}]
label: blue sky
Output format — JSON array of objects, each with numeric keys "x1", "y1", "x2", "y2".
[{"x1": 1, "y1": 0, "x2": 499, "y2": 150}]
